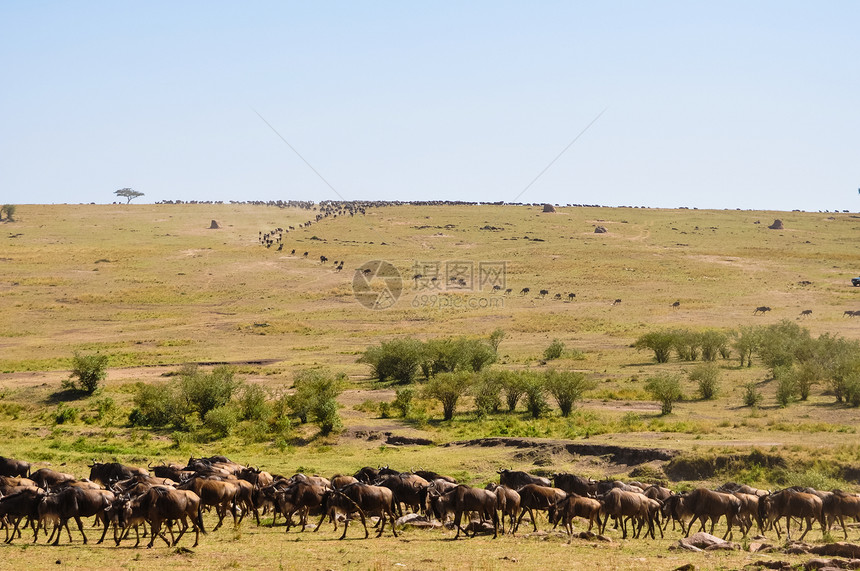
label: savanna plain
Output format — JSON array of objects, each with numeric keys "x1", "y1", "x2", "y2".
[{"x1": 2, "y1": 202, "x2": 860, "y2": 571}]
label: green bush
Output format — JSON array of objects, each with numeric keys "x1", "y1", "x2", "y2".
[
  {"x1": 178, "y1": 364, "x2": 241, "y2": 421},
  {"x1": 238, "y1": 383, "x2": 270, "y2": 421},
  {"x1": 774, "y1": 371, "x2": 797, "y2": 407},
  {"x1": 499, "y1": 370, "x2": 529, "y2": 412},
  {"x1": 645, "y1": 374, "x2": 683, "y2": 415},
  {"x1": 422, "y1": 371, "x2": 472, "y2": 420},
  {"x1": 472, "y1": 371, "x2": 503, "y2": 417},
  {"x1": 421, "y1": 337, "x2": 497, "y2": 377},
  {"x1": 0, "y1": 204, "x2": 16, "y2": 222},
  {"x1": 634, "y1": 331, "x2": 675, "y2": 363},
  {"x1": 204, "y1": 405, "x2": 239, "y2": 438},
  {"x1": 756, "y1": 320, "x2": 811, "y2": 374},
  {"x1": 699, "y1": 330, "x2": 729, "y2": 362},
  {"x1": 64, "y1": 352, "x2": 109, "y2": 394},
  {"x1": 489, "y1": 329, "x2": 506, "y2": 353},
  {"x1": 523, "y1": 375, "x2": 549, "y2": 418},
  {"x1": 689, "y1": 363, "x2": 720, "y2": 400},
  {"x1": 358, "y1": 338, "x2": 424, "y2": 383},
  {"x1": 671, "y1": 329, "x2": 700, "y2": 361},
  {"x1": 543, "y1": 339, "x2": 565, "y2": 361},
  {"x1": 392, "y1": 386, "x2": 414, "y2": 417},
  {"x1": 55, "y1": 403, "x2": 79, "y2": 424},
  {"x1": 544, "y1": 369, "x2": 595, "y2": 417},
  {"x1": 129, "y1": 382, "x2": 182, "y2": 428},
  {"x1": 743, "y1": 382, "x2": 763, "y2": 408},
  {"x1": 289, "y1": 369, "x2": 346, "y2": 434}
]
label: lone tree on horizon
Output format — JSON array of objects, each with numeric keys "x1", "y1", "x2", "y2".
[{"x1": 114, "y1": 187, "x2": 144, "y2": 203}]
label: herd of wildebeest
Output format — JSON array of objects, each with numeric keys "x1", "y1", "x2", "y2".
[{"x1": 1, "y1": 454, "x2": 857, "y2": 550}]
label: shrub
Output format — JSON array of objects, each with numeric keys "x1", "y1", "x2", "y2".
[
  {"x1": 774, "y1": 369, "x2": 798, "y2": 407},
  {"x1": 689, "y1": 363, "x2": 720, "y2": 400},
  {"x1": 421, "y1": 337, "x2": 497, "y2": 377},
  {"x1": 65, "y1": 352, "x2": 108, "y2": 394},
  {"x1": 634, "y1": 331, "x2": 675, "y2": 363},
  {"x1": 543, "y1": 339, "x2": 565, "y2": 361},
  {"x1": 0, "y1": 204, "x2": 16, "y2": 222},
  {"x1": 55, "y1": 403, "x2": 78, "y2": 424},
  {"x1": 756, "y1": 320, "x2": 812, "y2": 374},
  {"x1": 204, "y1": 405, "x2": 239, "y2": 438},
  {"x1": 238, "y1": 384, "x2": 270, "y2": 421},
  {"x1": 472, "y1": 371, "x2": 503, "y2": 417},
  {"x1": 672, "y1": 329, "x2": 700, "y2": 361},
  {"x1": 178, "y1": 364, "x2": 241, "y2": 421},
  {"x1": 544, "y1": 369, "x2": 595, "y2": 417},
  {"x1": 499, "y1": 370, "x2": 529, "y2": 412},
  {"x1": 699, "y1": 330, "x2": 729, "y2": 362},
  {"x1": 392, "y1": 386, "x2": 414, "y2": 417},
  {"x1": 130, "y1": 382, "x2": 182, "y2": 428},
  {"x1": 358, "y1": 338, "x2": 423, "y2": 384},
  {"x1": 644, "y1": 374, "x2": 683, "y2": 415},
  {"x1": 288, "y1": 369, "x2": 346, "y2": 433},
  {"x1": 523, "y1": 375, "x2": 549, "y2": 418},
  {"x1": 422, "y1": 371, "x2": 472, "y2": 420},
  {"x1": 489, "y1": 329, "x2": 506, "y2": 353},
  {"x1": 743, "y1": 382, "x2": 763, "y2": 408},
  {"x1": 732, "y1": 326, "x2": 761, "y2": 367}
]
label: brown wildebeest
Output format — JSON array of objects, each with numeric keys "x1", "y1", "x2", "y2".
[
  {"x1": 133, "y1": 486, "x2": 205, "y2": 548},
  {"x1": 824, "y1": 491, "x2": 860, "y2": 539},
  {"x1": 179, "y1": 477, "x2": 240, "y2": 531},
  {"x1": 662, "y1": 493, "x2": 694, "y2": 534},
  {"x1": 753, "y1": 306, "x2": 771, "y2": 315},
  {"x1": 376, "y1": 473, "x2": 429, "y2": 516},
  {"x1": 539, "y1": 289, "x2": 549, "y2": 297},
  {"x1": 515, "y1": 484, "x2": 566, "y2": 533},
  {"x1": 30, "y1": 468, "x2": 76, "y2": 490},
  {"x1": 443, "y1": 485, "x2": 499, "y2": 539},
  {"x1": 88, "y1": 461, "x2": 149, "y2": 487},
  {"x1": 410, "y1": 469, "x2": 457, "y2": 484},
  {"x1": 598, "y1": 488, "x2": 657, "y2": 539},
  {"x1": 552, "y1": 473, "x2": 598, "y2": 497},
  {"x1": 844, "y1": 310, "x2": 857, "y2": 317},
  {"x1": 759, "y1": 489, "x2": 824, "y2": 541},
  {"x1": 315, "y1": 483, "x2": 398, "y2": 539},
  {"x1": 485, "y1": 483, "x2": 520, "y2": 534},
  {"x1": 552, "y1": 494, "x2": 602, "y2": 535},
  {"x1": 274, "y1": 480, "x2": 328, "y2": 532},
  {"x1": 683, "y1": 488, "x2": 742, "y2": 540},
  {"x1": 731, "y1": 492, "x2": 761, "y2": 536},
  {"x1": 505, "y1": 288, "x2": 513, "y2": 295},
  {"x1": 330, "y1": 474, "x2": 359, "y2": 489}
]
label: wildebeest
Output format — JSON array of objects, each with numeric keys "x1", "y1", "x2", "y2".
[
  {"x1": 759, "y1": 489, "x2": 824, "y2": 541},
  {"x1": 520, "y1": 287, "x2": 530, "y2": 295},
  {"x1": 568, "y1": 293, "x2": 576, "y2": 301},
  {"x1": 485, "y1": 483, "x2": 520, "y2": 534},
  {"x1": 0, "y1": 487, "x2": 44, "y2": 543},
  {"x1": 179, "y1": 477, "x2": 241, "y2": 531},
  {"x1": 315, "y1": 483, "x2": 398, "y2": 539},
  {"x1": 498, "y1": 468, "x2": 551, "y2": 490},
  {"x1": 753, "y1": 306, "x2": 771, "y2": 315},
  {"x1": 683, "y1": 488, "x2": 742, "y2": 540},
  {"x1": 129, "y1": 486, "x2": 205, "y2": 548},
  {"x1": 824, "y1": 491, "x2": 860, "y2": 539},
  {"x1": 375, "y1": 473, "x2": 429, "y2": 516},
  {"x1": 552, "y1": 473, "x2": 597, "y2": 497},
  {"x1": 799, "y1": 309, "x2": 812, "y2": 317},
  {"x1": 539, "y1": 289, "x2": 549, "y2": 297},
  {"x1": 273, "y1": 480, "x2": 328, "y2": 532},
  {"x1": 515, "y1": 484, "x2": 567, "y2": 532},
  {"x1": 36, "y1": 486, "x2": 115, "y2": 545},
  {"x1": 436, "y1": 485, "x2": 499, "y2": 539},
  {"x1": 598, "y1": 488, "x2": 659, "y2": 539},
  {"x1": 0, "y1": 456, "x2": 30, "y2": 478},
  {"x1": 88, "y1": 461, "x2": 149, "y2": 487},
  {"x1": 672, "y1": 301, "x2": 680, "y2": 309},
  {"x1": 552, "y1": 494, "x2": 602, "y2": 535},
  {"x1": 612, "y1": 298, "x2": 622, "y2": 305},
  {"x1": 30, "y1": 468, "x2": 76, "y2": 490}
]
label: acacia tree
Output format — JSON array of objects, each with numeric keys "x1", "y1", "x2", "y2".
[
  {"x1": 114, "y1": 188, "x2": 144, "y2": 203},
  {"x1": 422, "y1": 371, "x2": 472, "y2": 420},
  {"x1": 634, "y1": 331, "x2": 675, "y2": 363},
  {"x1": 544, "y1": 369, "x2": 595, "y2": 416}
]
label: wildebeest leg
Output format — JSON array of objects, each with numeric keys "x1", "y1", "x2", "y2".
[
  {"x1": 723, "y1": 515, "x2": 733, "y2": 541},
  {"x1": 798, "y1": 517, "x2": 811, "y2": 541},
  {"x1": 338, "y1": 512, "x2": 351, "y2": 540},
  {"x1": 172, "y1": 517, "x2": 188, "y2": 546},
  {"x1": 75, "y1": 515, "x2": 87, "y2": 544},
  {"x1": 97, "y1": 518, "x2": 112, "y2": 544}
]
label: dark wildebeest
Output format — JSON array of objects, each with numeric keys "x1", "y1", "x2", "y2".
[
  {"x1": 0, "y1": 457, "x2": 30, "y2": 478},
  {"x1": 36, "y1": 486, "x2": 115, "y2": 545},
  {"x1": 410, "y1": 469, "x2": 457, "y2": 484},
  {"x1": 672, "y1": 301, "x2": 680, "y2": 309},
  {"x1": 515, "y1": 484, "x2": 566, "y2": 533},
  {"x1": 376, "y1": 473, "x2": 429, "y2": 516},
  {"x1": 0, "y1": 488, "x2": 44, "y2": 543},
  {"x1": 612, "y1": 298, "x2": 622, "y2": 306},
  {"x1": 759, "y1": 489, "x2": 824, "y2": 541},
  {"x1": 683, "y1": 488, "x2": 742, "y2": 540},
  {"x1": 315, "y1": 483, "x2": 398, "y2": 539},
  {"x1": 753, "y1": 306, "x2": 771, "y2": 315},
  {"x1": 568, "y1": 293, "x2": 576, "y2": 301},
  {"x1": 539, "y1": 289, "x2": 549, "y2": 297},
  {"x1": 88, "y1": 461, "x2": 149, "y2": 487},
  {"x1": 553, "y1": 293, "x2": 562, "y2": 300},
  {"x1": 274, "y1": 480, "x2": 328, "y2": 532},
  {"x1": 552, "y1": 473, "x2": 597, "y2": 497},
  {"x1": 330, "y1": 474, "x2": 359, "y2": 489},
  {"x1": 497, "y1": 468, "x2": 551, "y2": 490},
  {"x1": 520, "y1": 287, "x2": 530, "y2": 295},
  {"x1": 505, "y1": 288, "x2": 513, "y2": 295},
  {"x1": 800, "y1": 309, "x2": 812, "y2": 317},
  {"x1": 178, "y1": 477, "x2": 241, "y2": 531}
]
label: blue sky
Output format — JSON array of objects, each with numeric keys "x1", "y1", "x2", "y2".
[{"x1": 2, "y1": 1, "x2": 858, "y2": 210}]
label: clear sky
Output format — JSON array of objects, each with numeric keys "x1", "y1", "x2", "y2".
[{"x1": 2, "y1": 1, "x2": 858, "y2": 211}]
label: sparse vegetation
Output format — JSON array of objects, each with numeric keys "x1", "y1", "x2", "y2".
[
  {"x1": 64, "y1": 352, "x2": 109, "y2": 394},
  {"x1": 645, "y1": 374, "x2": 683, "y2": 415},
  {"x1": 689, "y1": 363, "x2": 721, "y2": 400}
]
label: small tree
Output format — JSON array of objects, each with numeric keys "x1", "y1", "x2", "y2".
[
  {"x1": 178, "y1": 364, "x2": 241, "y2": 421},
  {"x1": 544, "y1": 369, "x2": 595, "y2": 416},
  {"x1": 743, "y1": 382, "x2": 763, "y2": 408},
  {"x1": 499, "y1": 370, "x2": 528, "y2": 412},
  {"x1": 0, "y1": 204, "x2": 16, "y2": 222},
  {"x1": 114, "y1": 188, "x2": 144, "y2": 203},
  {"x1": 289, "y1": 369, "x2": 346, "y2": 433},
  {"x1": 543, "y1": 339, "x2": 565, "y2": 361},
  {"x1": 644, "y1": 374, "x2": 683, "y2": 415},
  {"x1": 634, "y1": 331, "x2": 675, "y2": 363},
  {"x1": 392, "y1": 386, "x2": 415, "y2": 417},
  {"x1": 472, "y1": 371, "x2": 503, "y2": 417},
  {"x1": 358, "y1": 338, "x2": 424, "y2": 384},
  {"x1": 689, "y1": 363, "x2": 721, "y2": 400},
  {"x1": 65, "y1": 352, "x2": 108, "y2": 394},
  {"x1": 732, "y1": 326, "x2": 761, "y2": 367},
  {"x1": 523, "y1": 375, "x2": 549, "y2": 418},
  {"x1": 489, "y1": 329, "x2": 506, "y2": 353},
  {"x1": 422, "y1": 371, "x2": 472, "y2": 420},
  {"x1": 699, "y1": 330, "x2": 729, "y2": 362},
  {"x1": 672, "y1": 329, "x2": 700, "y2": 361}
]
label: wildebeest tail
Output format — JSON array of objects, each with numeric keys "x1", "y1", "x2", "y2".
[{"x1": 197, "y1": 504, "x2": 207, "y2": 534}]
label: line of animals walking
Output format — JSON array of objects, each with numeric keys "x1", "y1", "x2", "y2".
[{"x1": 0, "y1": 455, "x2": 853, "y2": 549}]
